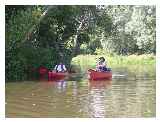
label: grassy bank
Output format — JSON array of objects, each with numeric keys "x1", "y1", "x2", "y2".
[{"x1": 71, "y1": 54, "x2": 156, "y2": 75}]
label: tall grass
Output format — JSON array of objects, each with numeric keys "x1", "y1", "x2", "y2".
[{"x1": 71, "y1": 54, "x2": 156, "y2": 76}]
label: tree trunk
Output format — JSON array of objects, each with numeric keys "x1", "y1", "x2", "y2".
[{"x1": 72, "y1": 19, "x2": 84, "y2": 56}]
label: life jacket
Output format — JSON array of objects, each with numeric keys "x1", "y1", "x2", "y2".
[{"x1": 55, "y1": 64, "x2": 64, "y2": 71}]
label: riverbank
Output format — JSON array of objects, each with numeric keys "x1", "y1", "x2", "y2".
[{"x1": 71, "y1": 54, "x2": 156, "y2": 76}]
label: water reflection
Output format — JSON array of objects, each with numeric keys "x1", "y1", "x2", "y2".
[
  {"x1": 88, "y1": 80, "x2": 112, "y2": 118},
  {"x1": 89, "y1": 80, "x2": 112, "y2": 89},
  {"x1": 54, "y1": 80, "x2": 67, "y2": 93},
  {"x1": 6, "y1": 68, "x2": 155, "y2": 117}
]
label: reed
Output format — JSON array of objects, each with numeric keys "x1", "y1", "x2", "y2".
[{"x1": 71, "y1": 54, "x2": 156, "y2": 75}]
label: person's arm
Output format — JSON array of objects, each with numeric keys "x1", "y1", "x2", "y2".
[
  {"x1": 96, "y1": 63, "x2": 100, "y2": 68},
  {"x1": 63, "y1": 65, "x2": 67, "y2": 71},
  {"x1": 96, "y1": 63, "x2": 101, "y2": 71},
  {"x1": 102, "y1": 62, "x2": 107, "y2": 67},
  {"x1": 54, "y1": 65, "x2": 57, "y2": 70},
  {"x1": 52, "y1": 65, "x2": 57, "y2": 72}
]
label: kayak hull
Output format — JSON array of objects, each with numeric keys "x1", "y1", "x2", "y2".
[
  {"x1": 48, "y1": 71, "x2": 68, "y2": 81},
  {"x1": 88, "y1": 69, "x2": 112, "y2": 80}
]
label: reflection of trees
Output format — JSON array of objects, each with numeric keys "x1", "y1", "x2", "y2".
[
  {"x1": 43, "y1": 81, "x2": 81, "y2": 117},
  {"x1": 106, "y1": 79, "x2": 136, "y2": 117},
  {"x1": 135, "y1": 79, "x2": 156, "y2": 117},
  {"x1": 104, "y1": 78, "x2": 155, "y2": 117},
  {"x1": 104, "y1": 79, "x2": 140, "y2": 117}
]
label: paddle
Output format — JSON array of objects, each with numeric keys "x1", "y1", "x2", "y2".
[{"x1": 112, "y1": 74, "x2": 126, "y2": 78}]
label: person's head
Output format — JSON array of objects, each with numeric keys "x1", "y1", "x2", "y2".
[{"x1": 99, "y1": 57, "x2": 105, "y2": 62}]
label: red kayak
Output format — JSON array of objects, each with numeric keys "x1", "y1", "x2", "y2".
[
  {"x1": 88, "y1": 69, "x2": 112, "y2": 80},
  {"x1": 48, "y1": 71, "x2": 68, "y2": 81}
]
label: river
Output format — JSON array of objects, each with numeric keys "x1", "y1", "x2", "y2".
[{"x1": 6, "y1": 67, "x2": 156, "y2": 118}]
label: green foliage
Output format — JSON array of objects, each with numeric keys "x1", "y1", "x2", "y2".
[
  {"x1": 5, "y1": 6, "x2": 76, "y2": 81},
  {"x1": 5, "y1": 6, "x2": 42, "y2": 81},
  {"x1": 71, "y1": 54, "x2": 155, "y2": 76},
  {"x1": 100, "y1": 5, "x2": 156, "y2": 55},
  {"x1": 5, "y1": 5, "x2": 156, "y2": 81},
  {"x1": 5, "y1": 48, "x2": 28, "y2": 81}
]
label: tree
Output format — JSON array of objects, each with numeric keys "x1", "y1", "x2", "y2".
[
  {"x1": 125, "y1": 6, "x2": 156, "y2": 54},
  {"x1": 6, "y1": 6, "x2": 44, "y2": 81},
  {"x1": 95, "y1": 5, "x2": 156, "y2": 55}
]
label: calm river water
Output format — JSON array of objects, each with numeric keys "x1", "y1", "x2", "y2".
[{"x1": 6, "y1": 67, "x2": 156, "y2": 118}]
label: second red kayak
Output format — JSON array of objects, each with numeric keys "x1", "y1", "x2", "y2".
[{"x1": 88, "y1": 69, "x2": 112, "y2": 80}]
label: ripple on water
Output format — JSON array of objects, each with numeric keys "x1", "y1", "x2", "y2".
[{"x1": 6, "y1": 74, "x2": 155, "y2": 118}]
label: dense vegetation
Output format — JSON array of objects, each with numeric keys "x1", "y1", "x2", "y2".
[{"x1": 5, "y1": 5, "x2": 156, "y2": 81}]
